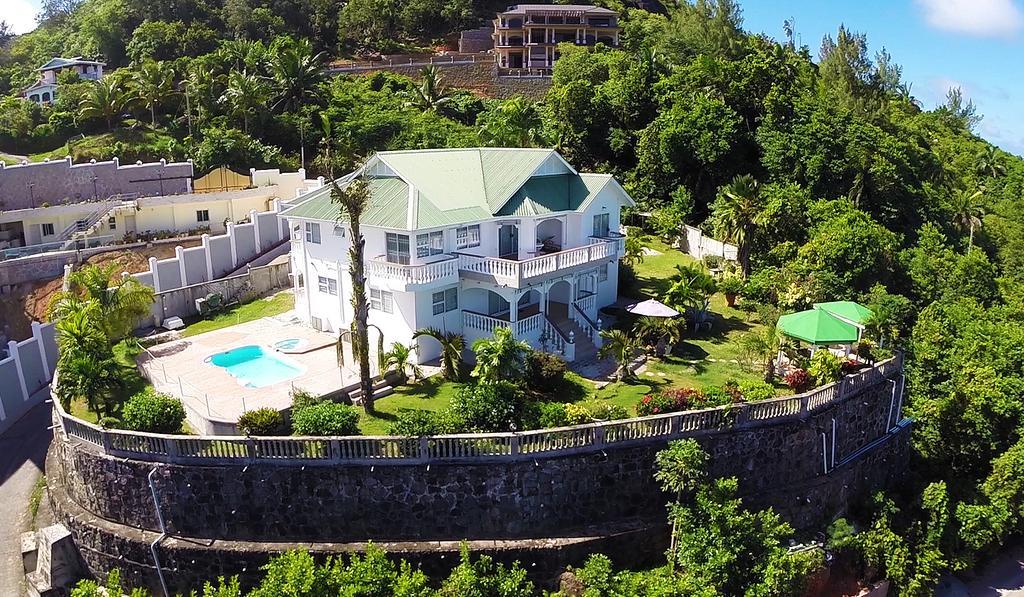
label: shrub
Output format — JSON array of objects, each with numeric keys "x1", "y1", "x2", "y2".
[
  {"x1": 121, "y1": 389, "x2": 186, "y2": 434},
  {"x1": 636, "y1": 388, "x2": 705, "y2": 416},
  {"x1": 719, "y1": 276, "x2": 744, "y2": 296},
  {"x1": 290, "y1": 387, "x2": 325, "y2": 411},
  {"x1": 291, "y1": 402, "x2": 360, "y2": 436},
  {"x1": 450, "y1": 381, "x2": 525, "y2": 432},
  {"x1": 98, "y1": 416, "x2": 121, "y2": 429},
  {"x1": 526, "y1": 351, "x2": 567, "y2": 393},
  {"x1": 784, "y1": 369, "x2": 811, "y2": 392},
  {"x1": 738, "y1": 380, "x2": 776, "y2": 402},
  {"x1": 723, "y1": 380, "x2": 744, "y2": 403},
  {"x1": 841, "y1": 359, "x2": 866, "y2": 375},
  {"x1": 566, "y1": 401, "x2": 629, "y2": 424},
  {"x1": 387, "y1": 409, "x2": 463, "y2": 436},
  {"x1": 237, "y1": 408, "x2": 285, "y2": 436},
  {"x1": 536, "y1": 402, "x2": 569, "y2": 428},
  {"x1": 700, "y1": 385, "x2": 733, "y2": 408},
  {"x1": 808, "y1": 350, "x2": 843, "y2": 386}
]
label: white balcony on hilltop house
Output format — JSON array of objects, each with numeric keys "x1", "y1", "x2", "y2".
[
  {"x1": 456, "y1": 238, "x2": 618, "y2": 289},
  {"x1": 366, "y1": 254, "x2": 459, "y2": 291}
]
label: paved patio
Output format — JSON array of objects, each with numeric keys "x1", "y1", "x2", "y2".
[{"x1": 138, "y1": 312, "x2": 361, "y2": 431}]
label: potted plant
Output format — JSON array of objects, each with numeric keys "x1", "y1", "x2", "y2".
[{"x1": 719, "y1": 275, "x2": 744, "y2": 308}]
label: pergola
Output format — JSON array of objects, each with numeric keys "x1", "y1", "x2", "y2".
[
  {"x1": 813, "y1": 301, "x2": 873, "y2": 339},
  {"x1": 777, "y1": 306, "x2": 866, "y2": 364}
]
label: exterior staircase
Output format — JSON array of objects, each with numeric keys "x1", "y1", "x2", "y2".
[
  {"x1": 56, "y1": 200, "x2": 137, "y2": 250},
  {"x1": 548, "y1": 305, "x2": 600, "y2": 366},
  {"x1": 347, "y1": 376, "x2": 395, "y2": 405}
]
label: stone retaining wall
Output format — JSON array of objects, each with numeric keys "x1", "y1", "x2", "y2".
[{"x1": 49, "y1": 374, "x2": 910, "y2": 592}]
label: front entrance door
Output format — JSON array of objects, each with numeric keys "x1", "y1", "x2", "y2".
[{"x1": 498, "y1": 224, "x2": 518, "y2": 259}]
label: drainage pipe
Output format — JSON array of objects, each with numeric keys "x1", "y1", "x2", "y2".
[{"x1": 147, "y1": 467, "x2": 169, "y2": 597}]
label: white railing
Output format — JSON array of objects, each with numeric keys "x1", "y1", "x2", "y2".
[
  {"x1": 52, "y1": 354, "x2": 903, "y2": 466},
  {"x1": 570, "y1": 300, "x2": 602, "y2": 347},
  {"x1": 367, "y1": 255, "x2": 457, "y2": 287},
  {"x1": 456, "y1": 240, "x2": 616, "y2": 287},
  {"x1": 515, "y1": 312, "x2": 544, "y2": 338},
  {"x1": 463, "y1": 310, "x2": 512, "y2": 335}
]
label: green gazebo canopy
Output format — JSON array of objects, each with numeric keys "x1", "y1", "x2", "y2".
[
  {"x1": 814, "y1": 301, "x2": 873, "y2": 327},
  {"x1": 778, "y1": 309, "x2": 859, "y2": 345}
]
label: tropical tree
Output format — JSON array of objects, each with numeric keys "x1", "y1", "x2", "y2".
[
  {"x1": 471, "y1": 327, "x2": 531, "y2": 383},
  {"x1": 633, "y1": 316, "x2": 683, "y2": 356},
  {"x1": 56, "y1": 354, "x2": 124, "y2": 417},
  {"x1": 131, "y1": 59, "x2": 175, "y2": 126},
  {"x1": 622, "y1": 235, "x2": 646, "y2": 267},
  {"x1": 412, "y1": 328, "x2": 466, "y2": 382},
  {"x1": 220, "y1": 71, "x2": 271, "y2": 133},
  {"x1": 270, "y1": 39, "x2": 326, "y2": 113},
  {"x1": 975, "y1": 145, "x2": 1006, "y2": 179},
  {"x1": 404, "y1": 65, "x2": 453, "y2": 112},
  {"x1": 49, "y1": 264, "x2": 155, "y2": 342},
  {"x1": 711, "y1": 174, "x2": 763, "y2": 277},
  {"x1": 53, "y1": 302, "x2": 108, "y2": 370},
  {"x1": 664, "y1": 263, "x2": 717, "y2": 327},
  {"x1": 383, "y1": 342, "x2": 422, "y2": 383},
  {"x1": 598, "y1": 328, "x2": 639, "y2": 382},
  {"x1": 78, "y1": 74, "x2": 137, "y2": 131},
  {"x1": 477, "y1": 96, "x2": 545, "y2": 147},
  {"x1": 950, "y1": 187, "x2": 985, "y2": 252},
  {"x1": 737, "y1": 322, "x2": 781, "y2": 382}
]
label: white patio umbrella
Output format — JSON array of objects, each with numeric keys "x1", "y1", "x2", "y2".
[{"x1": 626, "y1": 298, "x2": 680, "y2": 318}]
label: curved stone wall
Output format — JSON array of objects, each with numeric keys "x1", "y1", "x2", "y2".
[{"x1": 49, "y1": 372, "x2": 910, "y2": 592}]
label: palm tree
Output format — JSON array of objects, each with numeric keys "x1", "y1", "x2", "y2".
[
  {"x1": 634, "y1": 316, "x2": 683, "y2": 356},
  {"x1": 471, "y1": 327, "x2": 531, "y2": 383},
  {"x1": 412, "y1": 328, "x2": 466, "y2": 381},
  {"x1": 184, "y1": 63, "x2": 219, "y2": 127},
  {"x1": 404, "y1": 65, "x2": 453, "y2": 112},
  {"x1": 49, "y1": 264, "x2": 155, "y2": 342},
  {"x1": 598, "y1": 329, "x2": 639, "y2": 382},
  {"x1": 78, "y1": 75, "x2": 137, "y2": 131},
  {"x1": 132, "y1": 60, "x2": 175, "y2": 126},
  {"x1": 54, "y1": 302, "x2": 108, "y2": 368},
  {"x1": 383, "y1": 342, "x2": 422, "y2": 383},
  {"x1": 220, "y1": 71, "x2": 271, "y2": 134},
  {"x1": 270, "y1": 39, "x2": 326, "y2": 113},
  {"x1": 950, "y1": 187, "x2": 985, "y2": 252},
  {"x1": 477, "y1": 96, "x2": 545, "y2": 147},
  {"x1": 664, "y1": 263, "x2": 717, "y2": 328},
  {"x1": 738, "y1": 323, "x2": 781, "y2": 382},
  {"x1": 712, "y1": 174, "x2": 763, "y2": 277},
  {"x1": 56, "y1": 354, "x2": 124, "y2": 417},
  {"x1": 975, "y1": 145, "x2": 1006, "y2": 179}
]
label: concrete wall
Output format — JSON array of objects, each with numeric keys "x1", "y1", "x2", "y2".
[
  {"x1": 129, "y1": 202, "x2": 290, "y2": 326},
  {"x1": 0, "y1": 322, "x2": 56, "y2": 435},
  {"x1": 147, "y1": 258, "x2": 290, "y2": 326},
  {"x1": 679, "y1": 224, "x2": 739, "y2": 262},
  {"x1": 0, "y1": 157, "x2": 193, "y2": 211}
]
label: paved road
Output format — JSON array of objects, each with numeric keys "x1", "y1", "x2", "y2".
[{"x1": 0, "y1": 393, "x2": 53, "y2": 597}]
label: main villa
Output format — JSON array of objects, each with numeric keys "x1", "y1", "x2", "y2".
[{"x1": 281, "y1": 148, "x2": 634, "y2": 365}]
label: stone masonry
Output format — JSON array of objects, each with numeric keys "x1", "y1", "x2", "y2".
[{"x1": 48, "y1": 372, "x2": 910, "y2": 592}]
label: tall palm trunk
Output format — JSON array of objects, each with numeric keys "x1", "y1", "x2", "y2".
[{"x1": 349, "y1": 213, "x2": 374, "y2": 412}]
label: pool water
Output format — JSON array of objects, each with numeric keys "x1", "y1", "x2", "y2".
[{"x1": 207, "y1": 345, "x2": 303, "y2": 388}]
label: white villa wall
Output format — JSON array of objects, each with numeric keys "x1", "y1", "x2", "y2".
[
  {"x1": 680, "y1": 224, "x2": 738, "y2": 262},
  {"x1": 0, "y1": 322, "x2": 57, "y2": 436}
]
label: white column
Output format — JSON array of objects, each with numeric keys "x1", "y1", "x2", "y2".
[
  {"x1": 31, "y1": 322, "x2": 50, "y2": 381},
  {"x1": 175, "y1": 245, "x2": 187, "y2": 287},
  {"x1": 149, "y1": 256, "x2": 161, "y2": 292},
  {"x1": 8, "y1": 341, "x2": 30, "y2": 402},
  {"x1": 227, "y1": 222, "x2": 238, "y2": 267},
  {"x1": 201, "y1": 234, "x2": 214, "y2": 281},
  {"x1": 250, "y1": 209, "x2": 261, "y2": 251}
]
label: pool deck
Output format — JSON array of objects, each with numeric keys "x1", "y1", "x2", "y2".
[{"x1": 138, "y1": 312, "x2": 361, "y2": 431}]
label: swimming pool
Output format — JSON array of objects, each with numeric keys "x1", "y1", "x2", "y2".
[
  {"x1": 273, "y1": 338, "x2": 307, "y2": 353},
  {"x1": 206, "y1": 345, "x2": 304, "y2": 388}
]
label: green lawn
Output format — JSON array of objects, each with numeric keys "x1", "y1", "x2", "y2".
[
  {"x1": 70, "y1": 339, "x2": 151, "y2": 423},
  {"x1": 181, "y1": 292, "x2": 295, "y2": 337},
  {"x1": 623, "y1": 235, "x2": 699, "y2": 301},
  {"x1": 357, "y1": 376, "x2": 462, "y2": 435}
]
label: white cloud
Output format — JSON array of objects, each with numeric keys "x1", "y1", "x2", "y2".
[
  {"x1": 916, "y1": 0, "x2": 1024, "y2": 37},
  {"x1": 4, "y1": 0, "x2": 39, "y2": 35}
]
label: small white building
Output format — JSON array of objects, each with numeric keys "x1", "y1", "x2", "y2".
[
  {"x1": 282, "y1": 148, "x2": 634, "y2": 364},
  {"x1": 23, "y1": 57, "x2": 106, "y2": 105}
]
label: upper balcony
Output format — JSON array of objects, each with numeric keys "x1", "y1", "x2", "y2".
[
  {"x1": 367, "y1": 254, "x2": 458, "y2": 292},
  {"x1": 457, "y1": 239, "x2": 618, "y2": 288}
]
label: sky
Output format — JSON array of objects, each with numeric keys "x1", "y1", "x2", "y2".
[{"x1": 4, "y1": 0, "x2": 1023, "y2": 155}]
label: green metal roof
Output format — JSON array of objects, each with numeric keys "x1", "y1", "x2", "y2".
[
  {"x1": 281, "y1": 149, "x2": 631, "y2": 230},
  {"x1": 813, "y1": 301, "x2": 873, "y2": 326},
  {"x1": 778, "y1": 309, "x2": 860, "y2": 345}
]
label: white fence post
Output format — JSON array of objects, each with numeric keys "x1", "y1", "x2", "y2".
[
  {"x1": 32, "y1": 322, "x2": 51, "y2": 381},
  {"x1": 202, "y1": 234, "x2": 214, "y2": 281},
  {"x1": 227, "y1": 222, "x2": 238, "y2": 267},
  {"x1": 175, "y1": 245, "x2": 187, "y2": 287},
  {"x1": 8, "y1": 341, "x2": 29, "y2": 402},
  {"x1": 149, "y1": 257, "x2": 161, "y2": 292},
  {"x1": 251, "y1": 210, "x2": 262, "y2": 251}
]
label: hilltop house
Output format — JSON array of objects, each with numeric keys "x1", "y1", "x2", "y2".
[
  {"x1": 492, "y1": 4, "x2": 621, "y2": 71},
  {"x1": 282, "y1": 148, "x2": 634, "y2": 364},
  {"x1": 23, "y1": 57, "x2": 106, "y2": 105}
]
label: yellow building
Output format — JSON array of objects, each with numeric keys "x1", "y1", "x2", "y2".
[{"x1": 493, "y1": 4, "x2": 621, "y2": 72}]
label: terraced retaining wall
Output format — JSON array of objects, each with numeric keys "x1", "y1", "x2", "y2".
[{"x1": 48, "y1": 357, "x2": 910, "y2": 592}]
